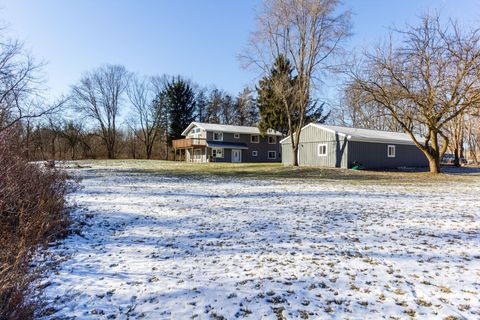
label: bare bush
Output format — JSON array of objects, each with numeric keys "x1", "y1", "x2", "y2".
[{"x1": 0, "y1": 130, "x2": 71, "y2": 320}]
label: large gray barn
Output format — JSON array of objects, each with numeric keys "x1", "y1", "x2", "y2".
[{"x1": 281, "y1": 124, "x2": 429, "y2": 169}]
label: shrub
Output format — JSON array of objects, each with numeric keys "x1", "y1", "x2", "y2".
[{"x1": 0, "y1": 131, "x2": 72, "y2": 320}]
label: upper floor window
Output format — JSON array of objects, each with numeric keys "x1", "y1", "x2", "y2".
[
  {"x1": 387, "y1": 145, "x2": 396, "y2": 158},
  {"x1": 234, "y1": 133, "x2": 240, "y2": 139},
  {"x1": 213, "y1": 132, "x2": 223, "y2": 141},
  {"x1": 268, "y1": 136, "x2": 276, "y2": 144},
  {"x1": 317, "y1": 144, "x2": 327, "y2": 156},
  {"x1": 251, "y1": 135, "x2": 259, "y2": 143}
]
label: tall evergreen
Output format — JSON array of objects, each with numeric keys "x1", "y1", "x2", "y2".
[
  {"x1": 195, "y1": 89, "x2": 209, "y2": 122},
  {"x1": 163, "y1": 76, "x2": 196, "y2": 143},
  {"x1": 256, "y1": 55, "x2": 295, "y2": 135},
  {"x1": 256, "y1": 55, "x2": 328, "y2": 135}
]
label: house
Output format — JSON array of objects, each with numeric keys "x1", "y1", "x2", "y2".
[
  {"x1": 280, "y1": 123, "x2": 429, "y2": 169},
  {"x1": 172, "y1": 122, "x2": 283, "y2": 163}
]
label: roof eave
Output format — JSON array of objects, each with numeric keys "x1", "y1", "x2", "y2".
[
  {"x1": 181, "y1": 122, "x2": 204, "y2": 136},
  {"x1": 349, "y1": 137, "x2": 415, "y2": 145}
]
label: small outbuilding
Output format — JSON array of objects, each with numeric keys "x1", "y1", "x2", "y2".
[{"x1": 280, "y1": 123, "x2": 429, "y2": 169}]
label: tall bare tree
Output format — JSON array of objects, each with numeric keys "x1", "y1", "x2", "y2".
[
  {"x1": 235, "y1": 87, "x2": 258, "y2": 126},
  {"x1": 331, "y1": 82, "x2": 402, "y2": 131},
  {"x1": 0, "y1": 29, "x2": 56, "y2": 133},
  {"x1": 465, "y1": 110, "x2": 480, "y2": 163},
  {"x1": 244, "y1": 0, "x2": 351, "y2": 165},
  {"x1": 127, "y1": 74, "x2": 163, "y2": 159},
  {"x1": 72, "y1": 64, "x2": 129, "y2": 159},
  {"x1": 349, "y1": 13, "x2": 480, "y2": 173}
]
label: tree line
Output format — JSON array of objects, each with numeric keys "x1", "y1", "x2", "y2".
[
  {"x1": 1, "y1": 0, "x2": 480, "y2": 173},
  {"x1": 10, "y1": 69, "x2": 264, "y2": 160},
  {"x1": 242, "y1": 0, "x2": 480, "y2": 173}
]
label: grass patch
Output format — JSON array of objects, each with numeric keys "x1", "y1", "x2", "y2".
[{"x1": 63, "y1": 159, "x2": 479, "y2": 184}]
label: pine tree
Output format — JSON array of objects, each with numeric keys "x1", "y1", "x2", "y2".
[
  {"x1": 163, "y1": 76, "x2": 196, "y2": 143},
  {"x1": 256, "y1": 55, "x2": 294, "y2": 135},
  {"x1": 257, "y1": 55, "x2": 329, "y2": 135},
  {"x1": 195, "y1": 88, "x2": 208, "y2": 122}
]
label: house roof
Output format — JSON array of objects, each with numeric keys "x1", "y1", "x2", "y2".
[
  {"x1": 181, "y1": 122, "x2": 283, "y2": 136},
  {"x1": 207, "y1": 141, "x2": 249, "y2": 150},
  {"x1": 280, "y1": 123, "x2": 419, "y2": 145}
]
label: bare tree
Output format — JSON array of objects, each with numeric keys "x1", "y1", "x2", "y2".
[
  {"x1": 72, "y1": 64, "x2": 129, "y2": 159},
  {"x1": 446, "y1": 111, "x2": 466, "y2": 166},
  {"x1": 331, "y1": 82, "x2": 402, "y2": 131},
  {"x1": 243, "y1": 0, "x2": 351, "y2": 165},
  {"x1": 235, "y1": 87, "x2": 258, "y2": 126},
  {"x1": 61, "y1": 120, "x2": 84, "y2": 159},
  {"x1": 465, "y1": 111, "x2": 480, "y2": 164},
  {"x1": 127, "y1": 74, "x2": 163, "y2": 159},
  {"x1": 0, "y1": 29, "x2": 60, "y2": 133},
  {"x1": 349, "y1": 13, "x2": 480, "y2": 173}
]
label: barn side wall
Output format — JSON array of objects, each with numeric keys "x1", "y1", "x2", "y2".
[
  {"x1": 347, "y1": 141, "x2": 429, "y2": 168},
  {"x1": 281, "y1": 125, "x2": 348, "y2": 168}
]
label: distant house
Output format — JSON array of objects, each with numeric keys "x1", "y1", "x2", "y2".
[
  {"x1": 173, "y1": 122, "x2": 283, "y2": 163},
  {"x1": 280, "y1": 123, "x2": 429, "y2": 169}
]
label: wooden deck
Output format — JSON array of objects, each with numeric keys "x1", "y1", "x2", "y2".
[{"x1": 172, "y1": 138, "x2": 207, "y2": 149}]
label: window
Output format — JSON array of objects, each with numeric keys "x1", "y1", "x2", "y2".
[
  {"x1": 252, "y1": 150, "x2": 258, "y2": 157},
  {"x1": 212, "y1": 148, "x2": 224, "y2": 158},
  {"x1": 234, "y1": 133, "x2": 240, "y2": 139},
  {"x1": 213, "y1": 132, "x2": 223, "y2": 141},
  {"x1": 387, "y1": 145, "x2": 396, "y2": 158},
  {"x1": 251, "y1": 135, "x2": 259, "y2": 143},
  {"x1": 317, "y1": 144, "x2": 327, "y2": 156},
  {"x1": 268, "y1": 136, "x2": 276, "y2": 144},
  {"x1": 268, "y1": 151, "x2": 276, "y2": 159}
]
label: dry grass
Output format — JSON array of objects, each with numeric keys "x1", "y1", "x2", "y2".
[
  {"x1": 63, "y1": 159, "x2": 480, "y2": 185},
  {"x1": 0, "y1": 132, "x2": 72, "y2": 320}
]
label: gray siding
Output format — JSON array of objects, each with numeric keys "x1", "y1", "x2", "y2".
[
  {"x1": 347, "y1": 141, "x2": 428, "y2": 168},
  {"x1": 281, "y1": 125, "x2": 348, "y2": 168},
  {"x1": 206, "y1": 131, "x2": 281, "y2": 163}
]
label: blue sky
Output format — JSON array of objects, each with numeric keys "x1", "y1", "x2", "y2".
[{"x1": 2, "y1": 0, "x2": 480, "y2": 103}]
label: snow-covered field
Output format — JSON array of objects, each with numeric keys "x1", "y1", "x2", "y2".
[{"x1": 41, "y1": 163, "x2": 480, "y2": 319}]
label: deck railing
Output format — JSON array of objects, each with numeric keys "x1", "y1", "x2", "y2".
[{"x1": 172, "y1": 137, "x2": 207, "y2": 149}]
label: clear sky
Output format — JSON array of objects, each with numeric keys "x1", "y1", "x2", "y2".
[{"x1": 2, "y1": 0, "x2": 480, "y2": 104}]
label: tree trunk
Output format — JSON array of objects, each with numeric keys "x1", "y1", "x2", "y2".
[
  {"x1": 292, "y1": 144, "x2": 299, "y2": 166},
  {"x1": 428, "y1": 156, "x2": 441, "y2": 173},
  {"x1": 453, "y1": 147, "x2": 460, "y2": 167}
]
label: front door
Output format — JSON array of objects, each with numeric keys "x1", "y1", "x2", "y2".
[{"x1": 232, "y1": 149, "x2": 241, "y2": 163}]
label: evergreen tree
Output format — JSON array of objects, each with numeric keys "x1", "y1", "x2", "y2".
[
  {"x1": 163, "y1": 76, "x2": 196, "y2": 143},
  {"x1": 256, "y1": 55, "x2": 294, "y2": 135},
  {"x1": 257, "y1": 55, "x2": 328, "y2": 135},
  {"x1": 195, "y1": 88, "x2": 209, "y2": 122}
]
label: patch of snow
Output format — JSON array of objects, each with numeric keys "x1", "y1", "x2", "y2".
[{"x1": 41, "y1": 166, "x2": 480, "y2": 319}]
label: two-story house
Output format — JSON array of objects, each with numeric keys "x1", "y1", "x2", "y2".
[{"x1": 172, "y1": 122, "x2": 283, "y2": 163}]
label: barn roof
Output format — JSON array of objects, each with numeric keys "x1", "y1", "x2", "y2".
[{"x1": 280, "y1": 123, "x2": 419, "y2": 145}]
